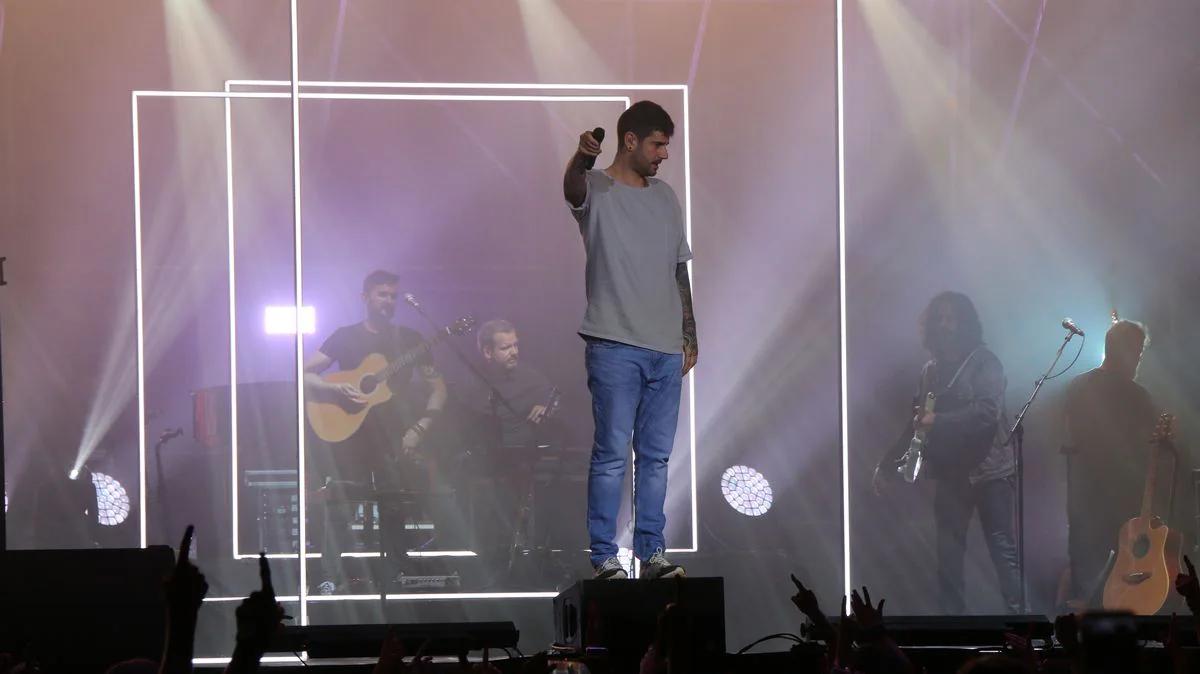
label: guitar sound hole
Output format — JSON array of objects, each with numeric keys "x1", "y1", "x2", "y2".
[
  {"x1": 359, "y1": 376, "x2": 378, "y2": 395},
  {"x1": 1132, "y1": 534, "x2": 1150, "y2": 559}
]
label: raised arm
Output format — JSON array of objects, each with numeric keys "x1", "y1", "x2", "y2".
[
  {"x1": 564, "y1": 129, "x2": 601, "y2": 208},
  {"x1": 676, "y1": 262, "x2": 698, "y2": 375}
]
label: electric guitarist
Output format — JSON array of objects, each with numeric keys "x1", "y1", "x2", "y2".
[
  {"x1": 872, "y1": 292, "x2": 1023, "y2": 614},
  {"x1": 303, "y1": 270, "x2": 449, "y2": 593}
]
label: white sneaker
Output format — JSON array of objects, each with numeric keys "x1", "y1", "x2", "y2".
[
  {"x1": 593, "y1": 556, "x2": 628, "y2": 580},
  {"x1": 641, "y1": 549, "x2": 685, "y2": 580}
]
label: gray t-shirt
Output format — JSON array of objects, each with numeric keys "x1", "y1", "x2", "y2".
[{"x1": 568, "y1": 169, "x2": 693, "y2": 354}]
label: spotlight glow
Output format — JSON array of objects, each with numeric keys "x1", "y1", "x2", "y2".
[
  {"x1": 265, "y1": 306, "x2": 316, "y2": 335},
  {"x1": 91, "y1": 472, "x2": 131, "y2": 526},
  {"x1": 720, "y1": 465, "x2": 773, "y2": 517}
]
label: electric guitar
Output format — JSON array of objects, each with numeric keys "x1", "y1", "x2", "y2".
[
  {"x1": 1101, "y1": 412, "x2": 1182, "y2": 615},
  {"x1": 306, "y1": 316, "x2": 476, "y2": 443},
  {"x1": 897, "y1": 392, "x2": 935, "y2": 483}
]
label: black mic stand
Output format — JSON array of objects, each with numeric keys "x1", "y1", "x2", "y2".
[
  {"x1": 406, "y1": 296, "x2": 521, "y2": 420},
  {"x1": 152, "y1": 428, "x2": 183, "y2": 545},
  {"x1": 405, "y1": 295, "x2": 524, "y2": 581},
  {"x1": 1005, "y1": 329, "x2": 1077, "y2": 613}
]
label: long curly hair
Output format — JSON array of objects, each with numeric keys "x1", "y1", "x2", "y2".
[{"x1": 919, "y1": 291, "x2": 984, "y2": 353}]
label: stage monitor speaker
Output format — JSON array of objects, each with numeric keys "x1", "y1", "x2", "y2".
[
  {"x1": 0, "y1": 546, "x2": 175, "y2": 672},
  {"x1": 554, "y1": 577, "x2": 725, "y2": 664}
]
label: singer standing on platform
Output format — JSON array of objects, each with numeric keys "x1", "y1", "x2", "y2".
[
  {"x1": 873, "y1": 292, "x2": 1023, "y2": 613},
  {"x1": 563, "y1": 101, "x2": 696, "y2": 580}
]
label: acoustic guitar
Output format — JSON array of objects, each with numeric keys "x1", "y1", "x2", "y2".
[
  {"x1": 1101, "y1": 412, "x2": 1182, "y2": 615},
  {"x1": 306, "y1": 316, "x2": 475, "y2": 443}
]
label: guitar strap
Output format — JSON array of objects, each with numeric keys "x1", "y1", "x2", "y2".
[{"x1": 936, "y1": 346, "x2": 983, "y2": 395}]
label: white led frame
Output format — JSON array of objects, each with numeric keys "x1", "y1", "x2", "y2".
[
  {"x1": 133, "y1": 84, "x2": 696, "y2": 607},
  {"x1": 223, "y1": 79, "x2": 700, "y2": 556},
  {"x1": 835, "y1": 0, "x2": 852, "y2": 600},
  {"x1": 218, "y1": 88, "x2": 636, "y2": 562}
]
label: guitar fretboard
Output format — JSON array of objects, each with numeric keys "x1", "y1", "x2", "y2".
[{"x1": 373, "y1": 329, "x2": 448, "y2": 381}]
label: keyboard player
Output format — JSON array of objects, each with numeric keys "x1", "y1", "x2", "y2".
[{"x1": 457, "y1": 319, "x2": 559, "y2": 580}]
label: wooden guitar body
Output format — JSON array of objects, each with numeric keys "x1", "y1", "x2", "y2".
[
  {"x1": 1099, "y1": 413, "x2": 1182, "y2": 616},
  {"x1": 1103, "y1": 516, "x2": 1182, "y2": 615},
  {"x1": 305, "y1": 317, "x2": 476, "y2": 445},
  {"x1": 306, "y1": 353, "x2": 395, "y2": 444}
]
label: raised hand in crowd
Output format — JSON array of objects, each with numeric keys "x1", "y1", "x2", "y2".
[
  {"x1": 834, "y1": 597, "x2": 858, "y2": 671},
  {"x1": 160, "y1": 525, "x2": 208, "y2": 674},
  {"x1": 790, "y1": 573, "x2": 837, "y2": 645},
  {"x1": 225, "y1": 553, "x2": 286, "y2": 674},
  {"x1": 848, "y1": 587, "x2": 885, "y2": 635}
]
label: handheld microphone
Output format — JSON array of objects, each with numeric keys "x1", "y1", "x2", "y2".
[
  {"x1": 404, "y1": 293, "x2": 420, "y2": 309},
  {"x1": 1061, "y1": 318, "x2": 1085, "y2": 337},
  {"x1": 582, "y1": 127, "x2": 605, "y2": 170}
]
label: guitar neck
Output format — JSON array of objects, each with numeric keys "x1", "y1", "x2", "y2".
[
  {"x1": 376, "y1": 329, "x2": 447, "y2": 380},
  {"x1": 1139, "y1": 449, "x2": 1158, "y2": 521},
  {"x1": 1138, "y1": 414, "x2": 1178, "y2": 522}
]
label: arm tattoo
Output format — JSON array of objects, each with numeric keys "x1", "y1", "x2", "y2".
[
  {"x1": 676, "y1": 262, "x2": 697, "y2": 348},
  {"x1": 419, "y1": 364, "x2": 441, "y2": 381}
]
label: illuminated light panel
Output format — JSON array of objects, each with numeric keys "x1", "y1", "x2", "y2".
[
  {"x1": 226, "y1": 78, "x2": 698, "y2": 556},
  {"x1": 91, "y1": 472, "x2": 131, "y2": 526},
  {"x1": 720, "y1": 465, "x2": 773, "y2": 517},
  {"x1": 264, "y1": 305, "x2": 316, "y2": 335},
  {"x1": 194, "y1": 656, "x2": 306, "y2": 665},
  {"x1": 132, "y1": 88, "x2": 297, "y2": 554},
  {"x1": 234, "y1": 551, "x2": 478, "y2": 560},
  {"x1": 226, "y1": 79, "x2": 687, "y2": 92},
  {"x1": 201, "y1": 591, "x2": 555, "y2": 603},
  {"x1": 288, "y1": 0, "x2": 307, "y2": 628},
  {"x1": 836, "y1": 0, "x2": 852, "y2": 600},
  {"x1": 305, "y1": 592, "x2": 557, "y2": 601}
]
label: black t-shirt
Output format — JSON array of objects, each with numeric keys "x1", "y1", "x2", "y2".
[
  {"x1": 317, "y1": 322, "x2": 434, "y2": 439},
  {"x1": 459, "y1": 364, "x2": 554, "y2": 448},
  {"x1": 1063, "y1": 367, "x2": 1157, "y2": 519}
]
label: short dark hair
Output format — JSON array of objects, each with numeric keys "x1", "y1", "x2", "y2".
[
  {"x1": 919, "y1": 291, "x2": 984, "y2": 352},
  {"x1": 477, "y1": 319, "x2": 516, "y2": 353},
  {"x1": 1105, "y1": 319, "x2": 1149, "y2": 356},
  {"x1": 617, "y1": 100, "x2": 675, "y2": 145},
  {"x1": 362, "y1": 269, "x2": 399, "y2": 294}
]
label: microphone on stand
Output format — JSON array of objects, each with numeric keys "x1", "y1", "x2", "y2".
[
  {"x1": 158, "y1": 428, "x2": 184, "y2": 443},
  {"x1": 1061, "y1": 318, "x2": 1085, "y2": 337},
  {"x1": 404, "y1": 293, "x2": 431, "y2": 322},
  {"x1": 403, "y1": 291, "x2": 432, "y2": 316}
]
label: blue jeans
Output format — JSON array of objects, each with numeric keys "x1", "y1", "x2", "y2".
[{"x1": 585, "y1": 337, "x2": 683, "y2": 567}]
